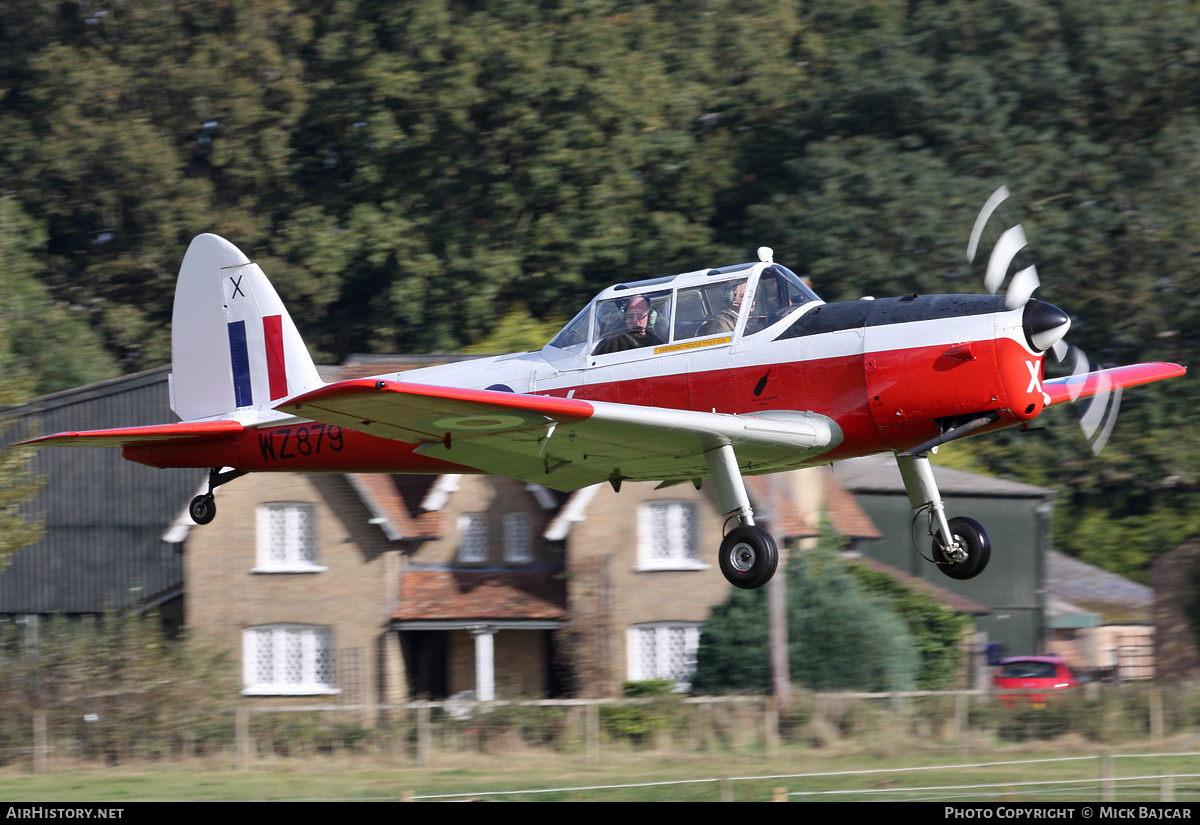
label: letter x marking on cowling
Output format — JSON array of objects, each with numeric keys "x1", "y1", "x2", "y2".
[{"x1": 1025, "y1": 360, "x2": 1042, "y2": 394}]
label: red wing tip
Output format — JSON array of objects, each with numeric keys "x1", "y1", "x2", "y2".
[{"x1": 14, "y1": 420, "x2": 246, "y2": 448}]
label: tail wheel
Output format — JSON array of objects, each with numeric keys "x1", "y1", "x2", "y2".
[
  {"x1": 934, "y1": 516, "x2": 991, "y2": 580},
  {"x1": 189, "y1": 494, "x2": 216, "y2": 525},
  {"x1": 719, "y1": 525, "x2": 779, "y2": 589}
]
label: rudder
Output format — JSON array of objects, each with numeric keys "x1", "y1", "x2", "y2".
[{"x1": 170, "y1": 234, "x2": 322, "y2": 421}]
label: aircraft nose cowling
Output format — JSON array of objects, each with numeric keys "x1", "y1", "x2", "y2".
[{"x1": 1023, "y1": 299, "x2": 1071, "y2": 353}]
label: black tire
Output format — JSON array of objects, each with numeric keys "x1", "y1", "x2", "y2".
[
  {"x1": 189, "y1": 494, "x2": 216, "y2": 525},
  {"x1": 934, "y1": 516, "x2": 991, "y2": 580},
  {"x1": 718, "y1": 525, "x2": 779, "y2": 589}
]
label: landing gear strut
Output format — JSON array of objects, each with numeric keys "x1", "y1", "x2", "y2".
[
  {"x1": 706, "y1": 444, "x2": 779, "y2": 589},
  {"x1": 896, "y1": 454, "x2": 991, "y2": 581},
  {"x1": 188, "y1": 467, "x2": 246, "y2": 526}
]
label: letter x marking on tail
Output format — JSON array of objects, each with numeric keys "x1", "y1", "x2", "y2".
[
  {"x1": 230, "y1": 275, "x2": 245, "y2": 299},
  {"x1": 1025, "y1": 360, "x2": 1042, "y2": 394}
]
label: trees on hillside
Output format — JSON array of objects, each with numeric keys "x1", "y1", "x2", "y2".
[{"x1": 1, "y1": 0, "x2": 1198, "y2": 575}]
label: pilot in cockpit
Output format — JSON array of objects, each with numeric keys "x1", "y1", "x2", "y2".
[{"x1": 593, "y1": 295, "x2": 666, "y2": 354}]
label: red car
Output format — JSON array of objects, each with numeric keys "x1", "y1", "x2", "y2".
[{"x1": 994, "y1": 656, "x2": 1077, "y2": 706}]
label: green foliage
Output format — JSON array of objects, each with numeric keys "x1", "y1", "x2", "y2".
[
  {"x1": 459, "y1": 304, "x2": 566, "y2": 354},
  {"x1": 846, "y1": 562, "x2": 971, "y2": 690},
  {"x1": 0, "y1": 198, "x2": 118, "y2": 395},
  {"x1": 689, "y1": 586, "x2": 772, "y2": 694},
  {"x1": 0, "y1": 437, "x2": 42, "y2": 574},
  {"x1": 786, "y1": 548, "x2": 920, "y2": 693},
  {"x1": 600, "y1": 685, "x2": 684, "y2": 746},
  {"x1": 692, "y1": 539, "x2": 920, "y2": 695},
  {"x1": 621, "y1": 678, "x2": 678, "y2": 698},
  {"x1": 0, "y1": 0, "x2": 1198, "y2": 577},
  {"x1": 0, "y1": 615, "x2": 237, "y2": 764}
]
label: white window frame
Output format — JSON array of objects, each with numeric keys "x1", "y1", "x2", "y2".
[
  {"x1": 626, "y1": 622, "x2": 701, "y2": 691},
  {"x1": 636, "y1": 500, "x2": 706, "y2": 571},
  {"x1": 503, "y1": 512, "x2": 534, "y2": 564},
  {"x1": 242, "y1": 624, "x2": 338, "y2": 695},
  {"x1": 254, "y1": 502, "x2": 325, "y2": 573},
  {"x1": 457, "y1": 513, "x2": 488, "y2": 563}
]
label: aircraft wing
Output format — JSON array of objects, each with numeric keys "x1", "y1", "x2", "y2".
[
  {"x1": 1043, "y1": 362, "x2": 1186, "y2": 406},
  {"x1": 280, "y1": 380, "x2": 842, "y2": 491},
  {"x1": 17, "y1": 420, "x2": 246, "y2": 448}
]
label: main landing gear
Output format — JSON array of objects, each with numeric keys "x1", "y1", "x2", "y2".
[
  {"x1": 719, "y1": 524, "x2": 779, "y2": 589},
  {"x1": 188, "y1": 467, "x2": 246, "y2": 526},
  {"x1": 706, "y1": 444, "x2": 779, "y2": 589},
  {"x1": 896, "y1": 454, "x2": 991, "y2": 580}
]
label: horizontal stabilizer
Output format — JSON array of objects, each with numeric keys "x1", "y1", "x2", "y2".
[
  {"x1": 1043, "y1": 362, "x2": 1186, "y2": 406},
  {"x1": 18, "y1": 420, "x2": 246, "y2": 449}
]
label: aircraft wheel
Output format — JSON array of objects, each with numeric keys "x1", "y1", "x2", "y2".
[
  {"x1": 934, "y1": 517, "x2": 991, "y2": 580},
  {"x1": 719, "y1": 525, "x2": 779, "y2": 589},
  {"x1": 189, "y1": 494, "x2": 216, "y2": 525}
]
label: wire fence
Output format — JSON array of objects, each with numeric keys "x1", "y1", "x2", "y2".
[
  {"x1": 4, "y1": 683, "x2": 1200, "y2": 773},
  {"x1": 403, "y1": 754, "x2": 1200, "y2": 802}
]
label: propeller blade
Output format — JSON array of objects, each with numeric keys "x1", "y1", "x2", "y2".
[
  {"x1": 1086, "y1": 385, "x2": 1122, "y2": 455},
  {"x1": 1064, "y1": 345, "x2": 1090, "y2": 403},
  {"x1": 968, "y1": 186, "x2": 1144, "y2": 457},
  {"x1": 1078, "y1": 369, "x2": 1111, "y2": 438},
  {"x1": 1050, "y1": 343, "x2": 1123, "y2": 454},
  {"x1": 967, "y1": 186, "x2": 1011, "y2": 264},
  {"x1": 985, "y1": 224, "x2": 1028, "y2": 296},
  {"x1": 1005, "y1": 265, "x2": 1041, "y2": 310}
]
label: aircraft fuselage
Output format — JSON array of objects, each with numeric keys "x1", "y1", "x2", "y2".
[{"x1": 125, "y1": 293, "x2": 1049, "y2": 476}]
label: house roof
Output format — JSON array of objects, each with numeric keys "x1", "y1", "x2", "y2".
[
  {"x1": 392, "y1": 570, "x2": 567, "y2": 624},
  {"x1": 746, "y1": 475, "x2": 818, "y2": 539},
  {"x1": 1045, "y1": 550, "x2": 1152, "y2": 625},
  {"x1": 345, "y1": 473, "x2": 441, "y2": 541},
  {"x1": 822, "y1": 474, "x2": 883, "y2": 540},
  {"x1": 832, "y1": 454, "x2": 1056, "y2": 499}
]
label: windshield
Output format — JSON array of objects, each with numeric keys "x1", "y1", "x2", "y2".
[
  {"x1": 547, "y1": 305, "x2": 592, "y2": 354},
  {"x1": 748, "y1": 265, "x2": 820, "y2": 333},
  {"x1": 1000, "y1": 661, "x2": 1058, "y2": 679}
]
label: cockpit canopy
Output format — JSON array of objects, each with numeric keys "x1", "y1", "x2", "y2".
[{"x1": 547, "y1": 260, "x2": 820, "y2": 357}]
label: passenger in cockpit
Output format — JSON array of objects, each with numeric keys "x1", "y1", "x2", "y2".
[{"x1": 699, "y1": 281, "x2": 746, "y2": 336}]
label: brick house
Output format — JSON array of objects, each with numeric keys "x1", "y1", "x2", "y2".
[{"x1": 177, "y1": 459, "x2": 878, "y2": 703}]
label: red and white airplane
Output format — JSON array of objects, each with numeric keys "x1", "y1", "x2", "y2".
[{"x1": 24, "y1": 190, "x2": 1185, "y2": 589}]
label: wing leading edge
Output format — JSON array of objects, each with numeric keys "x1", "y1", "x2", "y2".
[
  {"x1": 1043, "y1": 362, "x2": 1185, "y2": 406},
  {"x1": 281, "y1": 380, "x2": 843, "y2": 491},
  {"x1": 18, "y1": 420, "x2": 246, "y2": 448}
]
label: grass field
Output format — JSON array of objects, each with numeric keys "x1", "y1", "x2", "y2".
[{"x1": 2, "y1": 737, "x2": 1199, "y2": 802}]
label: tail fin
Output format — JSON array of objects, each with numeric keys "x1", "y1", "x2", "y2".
[{"x1": 170, "y1": 234, "x2": 322, "y2": 421}]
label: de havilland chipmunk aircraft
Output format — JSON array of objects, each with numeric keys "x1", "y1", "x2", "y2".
[{"x1": 23, "y1": 189, "x2": 1186, "y2": 589}]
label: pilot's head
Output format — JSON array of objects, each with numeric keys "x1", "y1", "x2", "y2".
[
  {"x1": 726, "y1": 282, "x2": 747, "y2": 309},
  {"x1": 624, "y1": 296, "x2": 652, "y2": 332}
]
